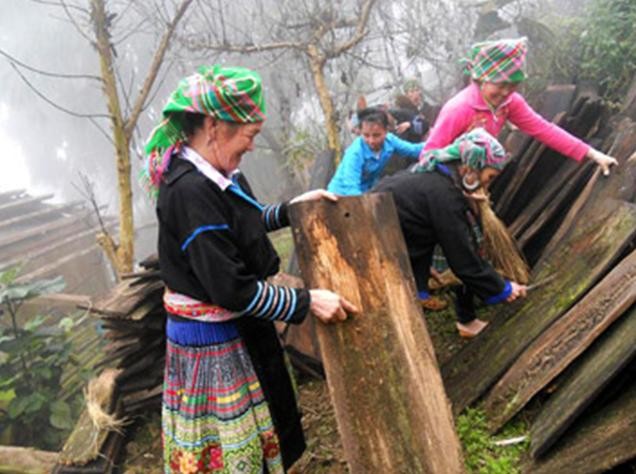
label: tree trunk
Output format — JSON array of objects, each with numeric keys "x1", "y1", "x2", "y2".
[
  {"x1": 289, "y1": 193, "x2": 464, "y2": 474},
  {"x1": 307, "y1": 47, "x2": 342, "y2": 164},
  {"x1": 91, "y1": 0, "x2": 134, "y2": 274}
]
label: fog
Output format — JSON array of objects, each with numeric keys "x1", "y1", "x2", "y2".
[{"x1": 1, "y1": 0, "x2": 590, "y2": 230}]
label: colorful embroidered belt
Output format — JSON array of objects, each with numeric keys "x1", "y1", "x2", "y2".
[{"x1": 163, "y1": 288, "x2": 238, "y2": 322}]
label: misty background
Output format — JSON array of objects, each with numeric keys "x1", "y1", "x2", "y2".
[{"x1": 0, "y1": 0, "x2": 593, "y2": 260}]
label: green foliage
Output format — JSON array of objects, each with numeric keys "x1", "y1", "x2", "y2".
[
  {"x1": 528, "y1": 0, "x2": 635, "y2": 107},
  {"x1": 282, "y1": 127, "x2": 325, "y2": 189},
  {"x1": 578, "y1": 0, "x2": 636, "y2": 105},
  {"x1": 458, "y1": 408, "x2": 529, "y2": 474},
  {"x1": 0, "y1": 267, "x2": 81, "y2": 449}
]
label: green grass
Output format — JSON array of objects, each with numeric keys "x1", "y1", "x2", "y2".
[{"x1": 458, "y1": 407, "x2": 529, "y2": 474}]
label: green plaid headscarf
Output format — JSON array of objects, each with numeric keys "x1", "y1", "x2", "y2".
[
  {"x1": 416, "y1": 128, "x2": 509, "y2": 172},
  {"x1": 463, "y1": 37, "x2": 527, "y2": 84},
  {"x1": 403, "y1": 78, "x2": 422, "y2": 93},
  {"x1": 141, "y1": 64, "x2": 266, "y2": 198}
]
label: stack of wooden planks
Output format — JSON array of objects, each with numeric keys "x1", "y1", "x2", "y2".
[
  {"x1": 53, "y1": 256, "x2": 165, "y2": 473},
  {"x1": 442, "y1": 84, "x2": 636, "y2": 473}
]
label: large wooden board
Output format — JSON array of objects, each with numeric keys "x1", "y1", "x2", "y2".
[
  {"x1": 289, "y1": 194, "x2": 464, "y2": 474},
  {"x1": 442, "y1": 120, "x2": 636, "y2": 414},
  {"x1": 524, "y1": 378, "x2": 636, "y2": 474},
  {"x1": 482, "y1": 249, "x2": 636, "y2": 430},
  {"x1": 530, "y1": 306, "x2": 636, "y2": 458}
]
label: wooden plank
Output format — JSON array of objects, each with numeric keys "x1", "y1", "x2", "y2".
[
  {"x1": 270, "y1": 272, "x2": 324, "y2": 366},
  {"x1": 0, "y1": 210, "x2": 94, "y2": 249},
  {"x1": 523, "y1": 380, "x2": 636, "y2": 474},
  {"x1": 496, "y1": 83, "x2": 577, "y2": 206},
  {"x1": 0, "y1": 446, "x2": 58, "y2": 473},
  {"x1": 508, "y1": 95, "x2": 603, "y2": 241},
  {"x1": 0, "y1": 189, "x2": 25, "y2": 202},
  {"x1": 0, "y1": 221, "x2": 115, "y2": 272},
  {"x1": 0, "y1": 193, "x2": 53, "y2": 217},
  {"x1": 442, "y1": 124, "x2": 636, "y2": 414},
  {"x1": 58, "y1": 369, "x2": 122, "y2": 466},
  {"x1": 86, "y1": 279, "x2": 164, "y2": 318},
  {"x1": 494, "y1": 137, "x2": 547, "y2": 219},
  {"x1": 290, "y1": 193, "x2": 464, "y2": 474},
  {"x1": 514, "y1": 161, "x2": 594, "y2": 265},
  {"x1": 54, "y1": 430, "x2": 125, "y2": 474},
  {"x1": 14, "y1": 244, "x2": 101, "y2": 284},
  {"x1": 0, "y1": 200, "x2": 83, "y2": 231},
  {"x1": 530, "y1": 306, "x2": 636, "y2": 458},
  {"x1": 482, "y1": 249, "x2": 636, "y2": 431},
  {"x1": 286, "y1": 150, "x2": 336, "y2": 276},
  {"x1": 496, "y1": 94, "x2": 602, "y2": 225}
]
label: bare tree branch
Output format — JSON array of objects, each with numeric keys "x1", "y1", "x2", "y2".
[
  {"x1": 113, "y1": 16, "x2": 150, "y2": 45},
  {"x1": 0, "y1": 49, "x2": 102, "y2": 81},
  {"x1": 186, "y1": 39, "x2": 302, "y2": 54},
  {"x1": 72, "y1": 172, "x2": 109, "y2": 235},
  {"x1": 329, "y1": 0, "x2": 377, "y2": 57},
  {"x1": 9, "y1": 63, "x2": 111, "y2": 119},
  {"x1": 124, "y1": 0, "x2": 194, "y2": 137},
  {"x1": 28, "y1": 0, "x2": 87, "y2": 13},
  {"x1": 59, "y1": 0, "x2": 94, "y2": 44}
]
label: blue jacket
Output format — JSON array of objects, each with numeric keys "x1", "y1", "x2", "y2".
[{"x1": 327, "y1": 133, "x2": 424, "y2": 195}]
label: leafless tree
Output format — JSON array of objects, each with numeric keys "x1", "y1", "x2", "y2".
[
  {"x1": 1, "y1": 0, "x2": 194, "y2": 275},
  {"x1": 182, "y1": 0, "x2": 377, "y2": 163}
]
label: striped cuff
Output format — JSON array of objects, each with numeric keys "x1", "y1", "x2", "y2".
[
  {"x1": 240, "y1": 281, "x2": 307, "y2": 323},
  {"x1": 485, "y1": 280, "x2": 512, "y2": 305},
  {"x1": 261, "y1": 203, "x2": 289, "y2": 231}
]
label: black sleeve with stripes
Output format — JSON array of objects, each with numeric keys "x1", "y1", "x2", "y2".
[
  {"x1": 175, "y1": 183, "x2": 309, "y2": 323},
  {"x1": 261, "y1": 202, "x2": 290, "y2": 232}
]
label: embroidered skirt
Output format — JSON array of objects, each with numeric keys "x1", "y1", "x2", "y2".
[{"x1": 162, "y1": 319, "x2": 284, "y2": 474}]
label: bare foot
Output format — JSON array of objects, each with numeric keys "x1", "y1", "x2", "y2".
[{"x1": 456, "y1": 319, "x2": 489, "y2": 338}]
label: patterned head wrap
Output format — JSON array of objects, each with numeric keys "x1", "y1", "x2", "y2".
[
  {"x1": 140, "y1": 64, "x2": 266, "y2": 198},
  {"x1": 463, "y1": 37, "x2": 527, "y2": 84},
  {"x1": 403, "y1": 78, "x2": 422, "y2": 93},
  {"x1": 417, "y1": 128, "x2": 509, "y2": 172}
]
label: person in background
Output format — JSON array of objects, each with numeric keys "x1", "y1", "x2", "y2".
[
  {"x1": 142, "y1": 65, "x2": 358, "y2": 473},
  {"x1": 422, "y1": 37, "x2": 618, "y2": 175},
  {"x1": 389, "y1": 79, "x2": 430, "y2": 143},
  {"x1": 375, "y1": 128, "x2": 527, "y2": 338},
  {"x1": 328, "y1": 107, "x2": 424, "y2": 196}
]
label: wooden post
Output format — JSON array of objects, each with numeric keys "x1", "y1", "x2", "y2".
[{"x1": 289, "y1": 193, "x2": 464, "y2": 474}]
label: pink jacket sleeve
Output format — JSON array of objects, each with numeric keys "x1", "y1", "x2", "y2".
[
  {"x1": 423, "y1": 100, "x2": 473, "y2": 152},
  {"x1": 507, "y1": 94, "x2": 590, "y2": 161}
]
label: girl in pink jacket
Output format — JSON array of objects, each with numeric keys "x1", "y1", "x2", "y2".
[
  {"x1": 423, "y1": 37, "x2": 617, "y2": 175},
  {"x1": 422, "y1": 38, "x2": 618, "y2": 338}
]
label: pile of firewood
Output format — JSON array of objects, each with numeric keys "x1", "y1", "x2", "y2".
[{"x1": 54, "y1": 256, "x2": 165, "y2": 473}]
